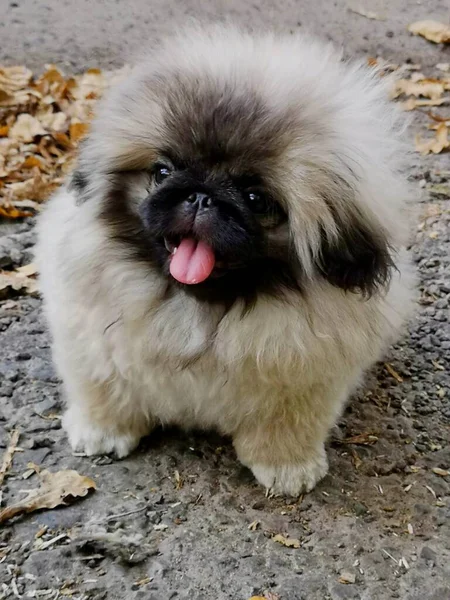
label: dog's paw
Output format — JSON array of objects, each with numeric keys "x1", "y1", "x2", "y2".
[
  {"x1": 250, "y1": 450, "x2": 329, "y2": 496},
  {"x1": 63, "y1": 408, "x2": 140, "y2": 458}
]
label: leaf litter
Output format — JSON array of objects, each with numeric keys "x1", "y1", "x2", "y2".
[
  {"x1": 408, "y1": 20, "x2": 450, "y2": 44},
  {"x1": 0, "y1": 64, "x2": 126, "y2": 220},
  {"x1": 0, "y1": 469, "x2": 96, "y2": 524}
]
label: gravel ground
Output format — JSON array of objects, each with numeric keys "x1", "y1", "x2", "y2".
[{"x1": 1, "y1": 3, "x2": 450, "y2": 600}]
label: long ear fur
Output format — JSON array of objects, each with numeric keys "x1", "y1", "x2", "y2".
[{"x1": 317, "y1": 203, "x2": 395, "y2": 297}]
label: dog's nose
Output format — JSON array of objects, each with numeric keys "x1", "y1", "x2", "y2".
[{"x1": 186, "y1": 192, "x2": 212, "y2": 210}]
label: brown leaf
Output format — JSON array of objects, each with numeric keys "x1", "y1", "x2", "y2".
[
  {"x1": 69, "y1": 121, "x2": 89, "y2": 142},
  {"x1": 0, "y1": 267, "x2": 39, "y2": 298},
  {"x1": 0, "y1": 469, "x2": 96, "y2": 523},
  {"x1": 272, "y1": 533, "x2": 301, "y2": 548},
  {"x1": 392, "y1": 78, "x2": 444, "y2": 100},
  {"x1": 0, "y1": 204, "x2": 33, "y2": 219},
  {"x1": 415, "y1": 123, "x2": 450, "y2": 155},
  {"x1": 408, "y1": 20, "x2": 450, "y2": 44}
]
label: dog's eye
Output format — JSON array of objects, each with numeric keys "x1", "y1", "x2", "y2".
[
  {"x1": 245, "y1": 190, "x2": 269, "y2": 214},
  {"x1": 154, "y1": 165, "x2": 172, "y2": 185}
]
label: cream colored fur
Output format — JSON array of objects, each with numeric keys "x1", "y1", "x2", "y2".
[{"x1": 36, "y1": 25, "x2": 415, "y2": 496}]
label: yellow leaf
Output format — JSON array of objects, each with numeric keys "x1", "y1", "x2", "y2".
[
  {"x1": 392, "y1": 78, "x2": 444, "y2": 100},
  {"x1": 69, "y1": 121, "x2": 89, "y2": 142},
  {"x1": 408, "y1": 20, "x2": 450, "y2": 44},
  {"x1": 272, "y1": 533, "x2": 301, "y2": 548},
  {"x1": 415, "y1": 123, "x2": 450, "y2": 155},
  {"x1": 0, "y1": 469, "x2": 96, "y2": 524}
]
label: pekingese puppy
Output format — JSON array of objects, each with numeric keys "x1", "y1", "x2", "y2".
[{"x1": 36, "y1": 25, "x2": 415, "y2": 495}]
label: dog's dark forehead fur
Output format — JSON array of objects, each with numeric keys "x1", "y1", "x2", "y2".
[{"x1": 151, "y1": 71, "x2": 296, "y2": 170}]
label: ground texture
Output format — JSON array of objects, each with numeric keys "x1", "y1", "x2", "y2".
[{"x1": 1, "y1": 2, "x2": 450, "y2": 599}]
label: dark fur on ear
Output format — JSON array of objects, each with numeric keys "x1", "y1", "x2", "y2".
[{"x1": 318, "y1": 207, "x2": 395, "y2": 297}]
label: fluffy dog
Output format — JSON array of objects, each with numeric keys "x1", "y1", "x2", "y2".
[{"x1": 36, "y1": 25, "x2": 415, "y2": 495}]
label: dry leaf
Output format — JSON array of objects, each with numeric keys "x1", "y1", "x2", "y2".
[
  {"x1": 0, "y1": 204, "x2": 33, "y2": 218},
  {"x1": 0, "y1": 66, "x2": 33, "y2": 94},
  {"x1": 0, "y1": 469, "x2": 96, "y2": 523},
  {"x1": 401, "y1": 97, "x2": 445, "y2": 111},
  {"x1": 0, "y1": 64, "x2": 115, "y2": 218},
  {"x1": 392, "y1": 79, "x2": 445, "y2": 100},
  {"x1": 272, "y1": 533, "x2": 301, "y2": 548},
  {"x1": 69, "y1": 121, "x2": 89, "y2": 142},
  {"x1": 0, "y1": 430, "x2": 20, "y2": 486},
  {"x1": 0, "y1": 267, "x2": 39, "y2": 297},
  {"x1": 415, "y1": 123, "x2": 450, "y2": 155},
  {"x1": 432, "y1": 467, "x2": 449, "y2": 477},
  {"x1": 9, "y1": 114, "x2": 47, "y2": 142},
  {"x1": 17, "y1": 262, "x2": 38, "y2": 277},
  {"x1": 408, "y1": 20, "x2": 450, "y2": 44}
]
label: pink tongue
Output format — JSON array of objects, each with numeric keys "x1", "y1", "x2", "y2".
[{"x1": 169, "y1": 238, "x2": 216, "y2": 284}]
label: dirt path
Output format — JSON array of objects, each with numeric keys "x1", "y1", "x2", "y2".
[{"x1": 1, "y1": 3, "x2": 450, "y2": 599}]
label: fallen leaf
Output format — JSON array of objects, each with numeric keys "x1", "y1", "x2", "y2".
[
  {"x1": 69, "y1": 121, "x2": 89, "y2": 142},
  {"x1": 0, "y1": 469, "x2": 96, "y2": 524},
  {"x1": 339, "y1": 572, "x2": 356, "y2": 584},
  {"x1": 408, "y1": 20, "x2": 450, "y2": 44},
  {"x1": 9, "y1": 113, "x2": 47, "y2": 142},
  {"x1": 0, "y1": 204, "x2": 33, "y2": 218},
  {"x1": 392, "y1": 78, "x2": 445, "y2": 100},
  {"x1": 17, "y1": 262, "x2": 38, "y2": 277},
  {"x1": 272, "y1": 533, "x2": 301, "y2": 548},
  {"x1": 432, "y1": 467, "x2": 449, "y2": 477},
  {"x1": 0, "y1": 66, "x2": 33, "y2": 94},
  {"x1": 415, "y1": 123, "x2": 450, "y2": 155},
  {"x1": 248, "y1": 520, "x2": 260, "y2": 531},
  {"x1": 401, "y1": 97, "x2": 445, "y2": 111},
  {"x1": 0, "y1": 429, "x2": 20, "y2": 486},
  {"x1": 0, "y1": 267, "x2": 39, "y2": 298}
]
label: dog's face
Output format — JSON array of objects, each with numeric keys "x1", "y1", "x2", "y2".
[{"x1": 74, "y1": 35, "x2": 395, "y2": 307}]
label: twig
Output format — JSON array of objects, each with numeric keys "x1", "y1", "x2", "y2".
[
  {"x1": 0, "y1": 430, "x2": 20, "y2": 486},
  {"x1": 38, "y1": 534, "x2": 68, "y2": 551},
  {"x1": 100, "y1": 504, "x2": 149, "y2": 523},
  {"x1": 382, "y1": 548, "x2": 399, "y2": 564}
]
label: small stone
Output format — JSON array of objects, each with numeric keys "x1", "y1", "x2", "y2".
[
  {"x1": 339, "y1": 572, "x2": 356, "y2": 584},
  {"x1": 420, "y1": 546, "x2": 437, "y2": 563}
]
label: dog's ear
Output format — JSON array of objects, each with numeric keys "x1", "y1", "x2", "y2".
[{"x1": 317, "y1": 205, "x2": 395, "y2": 297}]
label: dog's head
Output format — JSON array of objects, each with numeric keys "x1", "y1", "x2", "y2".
[{"x1": 73, "y1": 27, "x2": 403, "y2": 307}]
